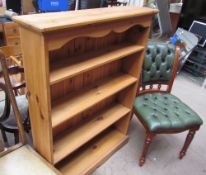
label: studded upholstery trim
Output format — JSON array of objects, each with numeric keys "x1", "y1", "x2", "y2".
[
  {"x1": 142, "y1": 43, "x2": 176, "y2": 84},
  {"x1": 134, "y1": 93, "x2": 203, "y2": 132}
]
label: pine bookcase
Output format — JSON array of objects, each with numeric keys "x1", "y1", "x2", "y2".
[{"x1": 13, "y1": 7, "x2": 157, "y2": 175}]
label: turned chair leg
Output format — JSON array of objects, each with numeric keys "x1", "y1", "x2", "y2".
[
  {"x1": 14, "y1": 132, "x2": 19, "y2": 144},
  {"x1": 139, "y1": 132, "x2": 155, "y2": 166},
  {"x1": 179, "y1": 129, "x2": 197, "y2": 159},
  {"x1": 1, "y1": 130, "x2": 9, "y2": 147}
]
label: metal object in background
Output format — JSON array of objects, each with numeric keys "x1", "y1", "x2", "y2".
[
  {"x1": 155, "y1": 0, "x2": 172, "y2": 37},
  {"x1": 170, "y1": 28, "x2": 198, "y2": 73},
  {"x1": 189, "y1": 20, "x2": 206, "y2": 47}
]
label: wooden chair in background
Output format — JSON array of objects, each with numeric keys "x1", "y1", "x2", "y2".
[
  {"x1": 0, "y1": 48, "x2": 29, "y2": 147},
  {"x1": 0, "y1": 51, "x2": 61, "y2": 175},
  {"x1": 0, "y1": 45, "x2": 25, "y2": 96},
  {"x1": 133, "y1": 43, "x2": 203, "y2": 166}
]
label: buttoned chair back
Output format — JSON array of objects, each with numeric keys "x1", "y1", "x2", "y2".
[{"x1": 138, "y1": 43, "x2": 179, "y2": 96}]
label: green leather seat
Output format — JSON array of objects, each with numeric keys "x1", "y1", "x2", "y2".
[{"x1": 134, "y1": 93, "x2": 203, "y2": 132}]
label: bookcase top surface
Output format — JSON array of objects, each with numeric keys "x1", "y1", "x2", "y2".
[{"x1": 13, "y1": 7, "x2": 158, "y2": 33}]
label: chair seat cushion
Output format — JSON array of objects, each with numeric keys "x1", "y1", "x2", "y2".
[{"x1": 134, "y1": 93, "x2": 203, "y2": 132}]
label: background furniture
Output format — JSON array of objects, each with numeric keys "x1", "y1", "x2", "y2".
[
  {"x1": 182, "y1": 21, "x2": 206, "y2": 81},
  {"x1": 0, "y1": 82, "x2": 29, "y2": 146},
  {"x1": 14, "y1": 7, "x2": 157, "y2": 174},
  {"x1": 21, "y1": 0, "x2": 36, "y2": 14},
  {"x1": 155, "y1": 0, "x2": 172, "y2": 37},
  {"x1": 178, "y1": 0, "x2": 206, "y2": 30},
  {"x1": 0, "y1": 48, "x2": 29, "y2": 146},
  {"x1": 2, "y1": 22, "x2": 21, "y2": 52},
  {"x1": 0, "y1": 137, "x2": 4, "y2": 152},
  {"x1": 170, "y1": 12, "x2": 180, "y2": 35},
  {"x1": 0, "y1": 46, "x2": 24, "y2": 95},
  {"x1": 0, "y1": 53, "x2": 61, "y2": 175},
  {"x1": 133, "y1": 43, "x2": 203, "y2": 166},
  {"x1": 106, "y1": 0, "x2": 127, "y2": 6},
  {"x1": 6, "y1": 0, "x2": 21, "y2": 14}
]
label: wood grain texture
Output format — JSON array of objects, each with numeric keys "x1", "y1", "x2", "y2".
[
  {"x1": 45, "y1": 17, "x2": 152, "y2": 51},
  {"x1": 51, "y1": 61, "x2": 122, "y2": 102},
  {"x1": 57, "y1": 129, "x2": 128, "y2": 175},
  {"x1": 13, "y1": 7, "x2": 158, "y2": 32},
  {"x1": 19, "y1": 27, "x2": 53, "y2": 162},
  {"x1": 3, "y1": 22, "x2": 21, "y2": 52},
  {"x1": 50, "y1": 43, "x2": 143, "y2": 85},
  {"x1": 53, "y1": 104, "x2": 130, "y2": 164},
  {"x1": 52, "y1": 73, "x2": 137, "y2": 128},
  {"x1": 14, "y1": 7, "x2": 156, "y2": 173}
]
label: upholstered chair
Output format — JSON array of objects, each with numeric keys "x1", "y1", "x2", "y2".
[
  {"x1": 133, "y1": 43, "x2": 203, "y2": 166},
  {"x1": 0, "y1": 51, "x2": 29, "y2": 146}
]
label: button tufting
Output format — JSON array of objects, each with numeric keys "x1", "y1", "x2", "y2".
[
  {"x1": 153, "y1": 108, "x2": 157, "y2": 111},
  {"x1": 144, "y1": 97, "x2": 148, "y2": 101},
  {"x1": 167, "y1": 66, "x2": 171, "y2": 71},
  {"x1": 146, "y1": 50, "x2": 151, "y2": 55},
  {"x1": 147, "y1": 68, "x2": 151, "y2": 72},
  {"x1": 168, "y1": 50, "x2": 171, "y2": 55},
  {"x1": 152, "y1": 114, "x2": 157, "y2": 118},
  {"x1": 134, "y1": 92, "x2": 203, "y2": 132},
  {"x1": 157, "y1": 48, "x2": 160, "y2": 54},
  {"x1": 185, "y1": 111, "x2": 191, "y2": 115}
]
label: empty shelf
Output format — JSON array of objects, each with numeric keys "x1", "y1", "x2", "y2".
[
  {"x1": 53, "y1": 104, "x2": 130, "y2": 164},
  {"x1": 56, "y1": 129, "x2": 128, "y2": 175},
  {"x1": 52, "y1": 73, "x2": 136, "y2": 128},
  {"x1": 50, "y1": 43, "x2": 143, "y2": 85}
]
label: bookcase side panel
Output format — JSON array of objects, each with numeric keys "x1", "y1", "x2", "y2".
[{"x1": 20, "y1": 27, "x2": 53, "y2": 162}]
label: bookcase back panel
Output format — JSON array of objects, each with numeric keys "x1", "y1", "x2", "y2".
[
  {"x1": 51, "y1": 60, "x2": 121, "y2": 102},
  {"x1": 46, "y1": 15, "x2": 152, "y2": 51},
  {"x1": 53, "y1": 94, "x2": 117, "y2": 136},
  {"x1": 49, "y1": 31, "x2": 126, "y2": 63},
  {"x1": 49, "y1": 24, "x2": 149, "y2": 62}
]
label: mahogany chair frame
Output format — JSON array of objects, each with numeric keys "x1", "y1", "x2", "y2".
[{"x1": 133, "y1": 47, "x2": 201, "y2": 166}]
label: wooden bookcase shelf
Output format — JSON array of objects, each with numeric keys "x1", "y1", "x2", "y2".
[
  {"x1": 57, "y1": 128, "x2": 128, "y2": 175},
  {"x1": 14, "y1": 7, "x2": 157, "y2": 175},
  {"x1": 53, "y1": 104, "x2": 130, "y2": 164},
  {"x1": 50, "y1": 43, "x2": 144, "y2": 85},
  {"x1": 51, "y1": 73, "x2": 136, "y2": 128}
]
